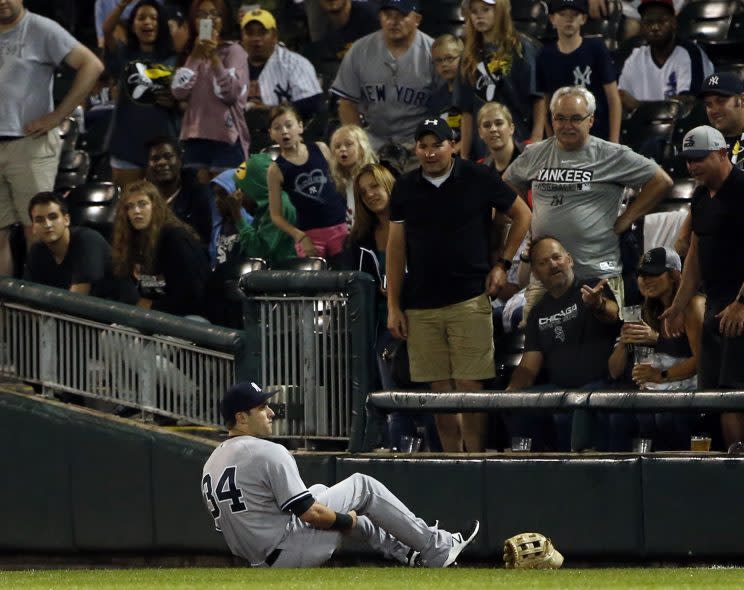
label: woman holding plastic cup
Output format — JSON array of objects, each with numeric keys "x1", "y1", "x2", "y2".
[{"x1": 608, "y1": 247, "x2": 704, "y2": 449}]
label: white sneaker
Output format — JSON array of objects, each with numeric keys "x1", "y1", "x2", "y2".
[
  {"x1": 407, "y1": 549, "x2": 421, "y2": 567},
  {"x1": 442, "y1": 520, "x2": 480, "y2": 567}
]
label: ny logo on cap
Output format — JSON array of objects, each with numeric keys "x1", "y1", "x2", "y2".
[
  {"x1": 684, "y1": 135, "x2": 695, "y2": 148},
  {"x1": 644, "y1": 252, "x2": 653, "y2": 263},
  {"x1": 709, "y1": 75, "x2": 720, "y2": 86},
  {"x1": 424, "y1": 119, "x2": 439, "y2": 125}
]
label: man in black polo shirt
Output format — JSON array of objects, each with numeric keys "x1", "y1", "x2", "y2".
[
  {"x1": 676, "y1": 73, "x2": 744, "y2": 256},
  {"x1": 664, "y1": 125, "x2": 744, "y2": 449},
  {"x1": 507, "y1": 236, "x2": 621, "y2": 451},
  {"x1": 386, "y1": 117, "x2": 531, "y2": 452}
]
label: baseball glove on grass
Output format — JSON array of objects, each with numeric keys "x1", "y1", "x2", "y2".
[{"x1": 503, "y1": 532, "x2": 564, "y2": 569}]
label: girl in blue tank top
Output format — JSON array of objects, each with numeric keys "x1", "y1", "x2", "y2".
[{"x1": 266, "y1": 106, "x2": 348, "y2": 259}]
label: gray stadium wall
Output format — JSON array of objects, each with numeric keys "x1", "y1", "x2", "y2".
[{"x1": 3, "y1": 390, "x2": 744, "y2": 561}]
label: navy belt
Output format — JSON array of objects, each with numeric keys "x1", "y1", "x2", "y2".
[
  {"x1": 265, "y1": 547, "x2": 282, "y2": 567},
  {"x1": 0, "y1": 136, "x2": 22, "y2": 142}
]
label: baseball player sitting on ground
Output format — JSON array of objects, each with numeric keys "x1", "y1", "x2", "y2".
[{"x1": 202, "y1": 381, "x2": 480, "y2": 568}]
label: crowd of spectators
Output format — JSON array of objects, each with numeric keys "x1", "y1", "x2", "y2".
[{"x1": 3, "y1": 0, "x2": 744, "y2": 453}]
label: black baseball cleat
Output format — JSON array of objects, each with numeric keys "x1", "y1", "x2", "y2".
[{"x1": 442, "y1": 520, "x2": 480, "y2": 568}]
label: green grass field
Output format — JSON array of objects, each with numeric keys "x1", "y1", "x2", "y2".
[{"x1": 2, "y1": 567, "x2": 744, "y2": 590}]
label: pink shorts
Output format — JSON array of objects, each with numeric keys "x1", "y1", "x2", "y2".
[{"x1": 295, "y1": 222, "x2": 348, "y2": 258}]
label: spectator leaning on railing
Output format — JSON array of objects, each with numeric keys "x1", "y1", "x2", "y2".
[
  {"x1": 24, "y1": 191, "x2": 135, "y2": 302},
  {"x1": 386, "y1": 117, "x2": 531, "y2": 453},
  {"x1": 506, "y1": 236, "x2": 621, "y2": 452},
  {"x1": 663, "y1": 126, "x2": 744, "y2": 450},
  {"x1": 503, "y1": 86, "x2": 673, "y2": 323},
  {"x1": 0, "y1": 0, "x2": 103, "y2": 277}
]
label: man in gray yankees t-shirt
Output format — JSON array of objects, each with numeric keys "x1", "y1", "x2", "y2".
[
  {"x1": 330, "y1": 0, "x2": 435, "y2": 150},
  {"x1": 504, "y1": 86, "x2": 672, "y2": 281},
  {"x1": 202, "y1": 381, "x2": 480, "y2": 568}
]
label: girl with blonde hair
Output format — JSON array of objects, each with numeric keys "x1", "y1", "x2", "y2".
[{"x1": 329, "y1": 124, "x2": 378, "y2": 226}]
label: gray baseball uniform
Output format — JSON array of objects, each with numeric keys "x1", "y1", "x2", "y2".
[
  {"x1": 330, "y1": 29, "x2": 435, "y2": 150},
  {"x1": 202, "y1": 436, "x2": 458, "y2": 568},
  {"x1": 503, "y1": 136, "x2": 658, "y2": 279},
  {"x1": 257, "y1": 44, "x2": 323, "y2": 107}
]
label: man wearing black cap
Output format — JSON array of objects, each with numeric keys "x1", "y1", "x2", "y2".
[
  {"x1": 386, "y1": 117, "x2": 531, "y2": 453},
  {"x1": 330, "y1": 0, "x2": 435, "y2": 150},
  {"x1": 664, "y1": 125, "x2": 744, "y2": 448},
  {"x1": 618, "y1": 0, "x2": 713, "y2": 111},
  {"x1": 675, "y1": 72, "x2": 744, "y2": 257},
  {"x1": 699, "y1": 72, "x2": 744, "y2": 167},
  {"x1": 202, "y1": 381, "x2": 480, "y2": 568}
]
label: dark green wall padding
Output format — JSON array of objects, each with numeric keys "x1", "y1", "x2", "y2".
[{"x1": 3, "y1": 391, "x2": 744, "y2": 560}]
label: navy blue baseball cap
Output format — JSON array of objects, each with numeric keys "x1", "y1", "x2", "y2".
[
  {"x1": 379, "y1": 0, "x2": 419, "y2": 15},
  {"x1": 415, "y1": 117, "x2": 454, "y2": 142},
  {"x1": 221, "y1": 381, "x2": 276, "y2": 423},
  {"x1": 698, "y1": 72, "x2": 744, "y2": 98}
]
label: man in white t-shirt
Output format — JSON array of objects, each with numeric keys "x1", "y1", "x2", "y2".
[
  {"x1": 618, "y1": 0, "x2": 713, "y2": 111},
  {"x1": 0, "y1": 0, "x2": 103, "y2": 276},
  {"x1": 589, "y1": 0, "x2": 685, "y2": 39}
]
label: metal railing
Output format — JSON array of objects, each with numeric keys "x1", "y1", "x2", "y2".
[
  {"x1": 256, "y1": 295, "x2": 351, "y2": 438},
  {"x1": 0, "y1": 279, "x2": 250, "y2": 426},
  {"x1": 240, "y1": 270, "x2": 376, "y2": 451}
]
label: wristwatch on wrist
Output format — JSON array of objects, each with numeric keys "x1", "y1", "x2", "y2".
[
  {"x1": 737, "y1": 293, "x2": 744, "y2": 305},
  {"x1": 496, "y1": 257, "x2": 512, "y2": 271}
]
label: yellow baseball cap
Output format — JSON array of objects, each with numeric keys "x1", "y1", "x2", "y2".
[{"x1": 241, "y1": 8, "x2": 277, "y2": 30}]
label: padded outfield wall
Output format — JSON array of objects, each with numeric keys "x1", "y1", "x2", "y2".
[{"x1": 2, "y1": 390, "x2": 744, "y2": 561}]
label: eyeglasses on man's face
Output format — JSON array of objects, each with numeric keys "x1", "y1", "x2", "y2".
[{"x1": 552, "y1": 113, "x2": 592, "y2": 125}]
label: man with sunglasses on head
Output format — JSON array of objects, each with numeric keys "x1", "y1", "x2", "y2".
[
  {"x1": 503, "y1": 86, "x2": 672, "y2": 319},
  {"x1": 663, "y1": 125, "x2": 744, "y2": 449}
]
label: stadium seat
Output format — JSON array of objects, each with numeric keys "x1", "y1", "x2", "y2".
[
  {"x1": 419, "y1": 0, "x2": 465, "y2": 39},
  {"x1": 58, "y1": 116, "x2": 79, "y2": 153},
  {"x1": 493, "y1": 329, "x2": 525, "y2": 388},
  {"x1": 677, "y1": 0, "x2": 741, "y2": 42},
  {"x1": 511, "y1": 0, "x2": 552, "y2": 42},
  {"x1": 54, "y1": 150, "x2": 91, "y2": 192},
  {"x1": 65, "y1": 181, "x2": 119, "y2": 242},
  {"x1": 621, "y1": 99, "x2": 681, "y2": 157},
  {"x1": 581, "y1": 0, "x2": 623, "y2": 50},
  {"x1": 271, "y1": 256, "x2": 327, "y2": 271},
  {"x1": 245, "y1": 108, "x2": 272, "y2": 154},
  {"x1": 224, "y1": 258, "x2": 267, "y2": 302},
  {"x1": 665, "y1": 178, "x2": 696, "y2": 201},
  {"x1": 673, "y1": 99, "x2": 707, "y2": 138}
]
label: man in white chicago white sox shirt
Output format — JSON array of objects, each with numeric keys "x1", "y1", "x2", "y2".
[{"x1": 202, "y1": 381, "x2": 479, "y2": 568}]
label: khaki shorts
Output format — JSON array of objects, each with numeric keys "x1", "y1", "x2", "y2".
[
  {"x1": 0, "y1": 130, "x2": 61, "y2": 227},
  {"x1": 406, "y1": 293, "x2": 495, "y2": 383},
  {"x1": 520, "y1": 275, "x2": 626, "y2": 327}
]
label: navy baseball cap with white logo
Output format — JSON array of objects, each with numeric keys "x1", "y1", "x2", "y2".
[
  {"x1": 415, "y1": 117, "x2": 454, "y2": 142},
  {"x1": 698, "y1": 72, "x2": 744, "y2": 98},
  {"x1": 549, "y1": 0, "x2": 588, "y2": 14},
  {"x1": 221, "y1": 381, "x2": 276, "y2": 423},
  {"x1": 379, "y1": 0, "x2": 419, "y2": 14},
  {"x1": 680, "y1": 125, "x2": 727, "y2": 159}
]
